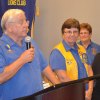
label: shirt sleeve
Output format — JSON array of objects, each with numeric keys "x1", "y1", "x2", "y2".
[
  {"x1": 49, "y1": 49, "x2": 66, "y2": 70},
  {"x1": 0, "y1": 48, "x2": 6, "y2": 73},
  {"x1": 97, "y1": 44, "x2": 100, "y2": 52}
]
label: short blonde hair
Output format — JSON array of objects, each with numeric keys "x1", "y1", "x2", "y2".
[{"x1": 1, "y1": 9, "x2": 25, "y2": 32}]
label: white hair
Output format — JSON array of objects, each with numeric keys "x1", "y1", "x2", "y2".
[{"x1": 1, "y1": 9, "x2": 25, "y2": 32}]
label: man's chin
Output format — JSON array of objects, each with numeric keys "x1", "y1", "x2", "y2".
[{"x1": 21, "y1": 34, "x2": 28, "y2": 38}]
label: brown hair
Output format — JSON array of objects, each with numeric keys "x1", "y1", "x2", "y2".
[
  {"x1": 61, "y1": 18, "x2": 80, "y2": 34},
  {"x1": 80, "y1": 23, "x2": 92, "y2": 34}
]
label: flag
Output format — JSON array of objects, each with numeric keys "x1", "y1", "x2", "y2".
[
  {"x1": 0, "y1": 0, "x2": 36, "y2": 37},
  {"x1": 31, "y1": 0, "x2": 40, "y2": 37}
]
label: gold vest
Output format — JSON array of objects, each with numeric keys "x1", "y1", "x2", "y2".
[{"x1": 55, "y1": 42, "x2": 89, "y2": 80}]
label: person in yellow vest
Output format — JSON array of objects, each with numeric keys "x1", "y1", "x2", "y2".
[{"x1": 49, "y1": 18, "x2": 93, "y2": 100}]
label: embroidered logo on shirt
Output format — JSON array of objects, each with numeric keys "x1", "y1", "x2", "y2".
[
  {"x1": 82, "y1": 53, "x2": 88, "y2": 63},
  {"x1": 92, "y1": 47, "x2": 96, "y2": 55}
]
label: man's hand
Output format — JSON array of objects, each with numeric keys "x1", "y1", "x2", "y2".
[{"x1": 19, "y1": 47, "x2": 35, "y2": 63}]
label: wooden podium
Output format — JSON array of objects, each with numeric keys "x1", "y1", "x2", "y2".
[
  {"x1": 40, "y1": 82, "x2": 85, "y2": 100},
  {"x1": 16, "y1": 75, "x2": 100, "y2": 100}
]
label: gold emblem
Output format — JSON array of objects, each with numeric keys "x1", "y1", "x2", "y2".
[
  {"x1": 66, "y1": 58, "x2": 73, "y2": 65},
  {"x1": 82, "y1": 53, "x2": 88, "y2": 63},
  {"x1": 92, "y1": 48, "x2": 97, "y2": 55}
]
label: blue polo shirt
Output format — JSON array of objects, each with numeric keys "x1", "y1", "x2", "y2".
[
  {"x1": 79, "y1": 41, "x2": 100, "y2": 65},
  {"x1": 49, "y1": 40, "x2": 88, "y2": 79},
  {"x1": 0, "y1": 34, "x2": 48, "y2": 100}
]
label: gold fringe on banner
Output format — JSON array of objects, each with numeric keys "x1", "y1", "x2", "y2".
[
  {"x1": 31, "y1": 0, "x2": 40, "y2": 38},
  {"x1": 31, "y1": 20, "x2": 34, "y2": 38},
  {"x1": 36, "y1": 0, "x2": 40, "y2": 16}
]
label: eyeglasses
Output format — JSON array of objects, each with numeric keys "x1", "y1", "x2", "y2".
[
  {"x1": 80, "y1": 32, "x2": 90, "y2": 35},
  {"x1": 64, "y1": 30, "x2": 79, "y2": 34}
]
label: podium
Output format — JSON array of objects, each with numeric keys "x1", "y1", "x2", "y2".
[{"x1": 16, "y1": 75, "x2": 100, "y2": 100}]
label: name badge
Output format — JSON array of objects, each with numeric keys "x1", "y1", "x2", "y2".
[{"x1": 82, "y1": 53, "x2": 88, "y2": 63}]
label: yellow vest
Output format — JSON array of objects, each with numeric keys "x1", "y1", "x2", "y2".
[{"x1": 55, "y1": 42, "x2": 89, "y2": 80}]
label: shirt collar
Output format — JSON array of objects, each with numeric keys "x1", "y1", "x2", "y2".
[
  {"x1": 62, "y1": 40, "x2": 78, "y2": 51},
  {"x1": 79, "y1": 40, "x2": 94, "y2": 48},
  {"x1": 0, "y1": 34, "x2": 25, "y2": 47}
]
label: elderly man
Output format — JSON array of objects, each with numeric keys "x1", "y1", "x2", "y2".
[{"x1": 0, "y1": 9, "x2": 60, "y2": 100}]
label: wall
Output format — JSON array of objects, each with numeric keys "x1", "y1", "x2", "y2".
[{"x1": 34, "y1": 0, "x2": 100, "y2": 61}]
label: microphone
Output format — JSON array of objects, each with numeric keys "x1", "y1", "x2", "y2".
[{"x1": 25, "y1": 36, "x2": 31, "y2": 50}]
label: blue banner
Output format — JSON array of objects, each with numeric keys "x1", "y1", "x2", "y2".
[{"x1": 0, "y1": 0, "x2": 36, "y2": 36}]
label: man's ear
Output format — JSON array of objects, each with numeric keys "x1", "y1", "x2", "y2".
[{"x1": 5, "y1": 22, "x2": 12, "y2": 32}]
